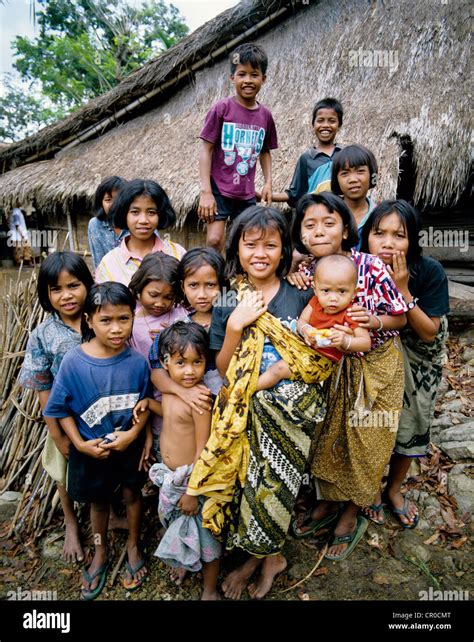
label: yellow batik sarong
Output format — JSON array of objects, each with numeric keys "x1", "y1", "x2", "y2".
[{"x1": 187, "y1": 281, "x2": 334, "y2": 537}]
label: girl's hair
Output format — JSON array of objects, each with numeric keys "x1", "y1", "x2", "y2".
[
  {"x1": 94, "y1": 176, "x2": 127, "y2": 221},
  {"x1": 331, "y1": 144, "x2": 378, "y2": 194},
  {"x1": 177, "y1": 247, "x2": 226, "y2": 289},
  {"x1": 158, "y1": 320, "x2": 209, "y2": 363},
  {"x1": 82, "y1": 282, "x2": 136, "y2": 341},
  {"x1": 311, "y1": 97, "x2": 343, "y2": 126},
  {"x1": 111, "y1": 179, "x2": 176, "y2": 231},
  {"x1": 292, "y1": 192, "x2": 359, "y2": 254},
  {"x1": 225, "y1": 206, "x2": 293, "y2": 279},
  {"x1": 128, "y1": 252, "x2": 182, "y2": 302},
  {"x1": 37, "y1": 251, "x2": 94, "y2": 313},
  {"x1": 360, "y1": 199, "x2": 423, "y2": 268}
]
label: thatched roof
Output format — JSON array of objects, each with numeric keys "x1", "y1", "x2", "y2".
[{"x1": 0, "y1": 0, "x2": 470, "y2": 223}]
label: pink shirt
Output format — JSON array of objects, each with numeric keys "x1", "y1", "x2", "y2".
[
  {"x1": 95, "y1": 235, "x2": 186, "y2": 286},
  {"x1": 129, "y1": 303, "x2": 188, "y2": 436}
]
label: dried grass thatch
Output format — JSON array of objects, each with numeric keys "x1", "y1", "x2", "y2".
[{"x1": 0, "y1": 0, "x2": 470, "y2": 223}]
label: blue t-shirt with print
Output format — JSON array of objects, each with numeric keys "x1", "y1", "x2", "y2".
[{"x1": 44, "y1": 346, "x2": 151, "y2": 440}]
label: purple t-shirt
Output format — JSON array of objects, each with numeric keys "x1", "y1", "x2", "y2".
[{"x1": 200, "y1": 97, "x2": 278, "y2": 200}]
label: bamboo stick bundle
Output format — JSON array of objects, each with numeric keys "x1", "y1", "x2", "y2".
[{"x1": 0, "y1": 270, "x2": 54, "y2": 537}]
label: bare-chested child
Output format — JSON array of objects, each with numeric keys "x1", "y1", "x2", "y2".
[
  {"x1": 257, "y1": 254, "x2": 371, "y2": 391},
  {"x1": 133, "y1": 321, "x2": 221, "y2": 600}
]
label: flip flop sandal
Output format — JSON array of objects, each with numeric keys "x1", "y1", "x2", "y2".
[
  {"x1": 81, "y1": 561, "x2": 109, "y2": 601},
  {"x1": 361, "y1": 503, "x2": 386, "y2": 525},
  {"x1": 291, "y1": 506, "x2": 340, "y2": 539},
  {"x1": 122, "y1": 558, "x2": 148, "y2": 591},
  {"x1": 388, "y1": 497, "x2": 419, "y2": 529},
  {"x1": 325, "y1": 515, "x2": 368, "y2": 562}
]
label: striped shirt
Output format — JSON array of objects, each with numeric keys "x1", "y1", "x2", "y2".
[{"x1": 95, "y1": 234, "x2": 186, "y2": 286}]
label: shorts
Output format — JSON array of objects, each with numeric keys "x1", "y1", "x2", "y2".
[
  {"x1": 67, "y1": 431, "x2": 146, "y2": 503},
  {"x1": 211, "y1": 177, "x2": 256, "y2": 221}
]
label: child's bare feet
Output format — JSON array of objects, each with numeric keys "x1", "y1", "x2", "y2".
[
  {"x1": 221, "y1": 556, "x2": 262, "y2": 600},
  {"x1": 248, "y1": 554, "x2": 287, "y2": 600},
  {"x1": 63, "y1": 520, "x2": 84, "y2": 563},
  {"x1": 170, "y1": 567, "x2": 188, "y2": 586}
]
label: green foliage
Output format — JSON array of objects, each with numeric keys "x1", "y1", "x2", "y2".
[
  {"x1": 0, "y1": 0, "x2": 188, "y2": 141},
  {"x1": 0, "y1": 77, "x2": 63, "y2": 143}
]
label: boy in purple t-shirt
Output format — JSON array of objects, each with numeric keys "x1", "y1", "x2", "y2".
[{"x1": 198, "y1": 43, "x2": 278, "y2": 251}]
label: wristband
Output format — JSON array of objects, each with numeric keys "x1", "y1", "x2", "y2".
[
  {"x1": 374, "y1": 315, "x2": 383, "y2": 331},
  {"x1": 343, "y1": 336, "x2": 352, "y2": 352}
]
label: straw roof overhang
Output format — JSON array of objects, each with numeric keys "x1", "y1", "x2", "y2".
[
  {"x1": 0, "y1": 0, "x2": 306, "y2": 173},
  {"x1": 0, "y1": 0, "x2": 470, "y2": 222}
]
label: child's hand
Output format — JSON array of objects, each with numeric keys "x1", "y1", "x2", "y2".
[
  {"x1": 286, "y1": 271, "x2": 312, "y2": 290},
  {"x1": 260, "y1": 182, "x2": 273, "y2": 206},
  {"x1": 329, "y1": 329, "x2": 352, "y2": 349},
  {"x1": 198, "y1": 192, "x2": 217, "y2": 224},
  {"x1": 133, "y1": 398, "x2": 150, "y2": 424},
  {"x1": 387, "y1": 251, "x2": 410, "y2": 293},
  {"x1": 299, "y1": 325, "x2": 319, "y2": 349},
  {"x1": 347, "y1": 304, "x2": 371, "y2": 327},
  {"x1": 53, "y1": 433, "x2": 71, "y2": 459},
  {"x1": 228, "y1": 291, "x2": 267, "y2": 332},
  {"x1": 178, "y1": 493, "x2": 199, "y2": 516},
  {"x1": 177, "y1": 384, "x2": 212, "y2": 415},
  {"x1": 79, "y1": 438, "x2": 110, "y2": 459},
  {"x1": 100, "y1": 431, "x2": 134, "y2": 452},
  {"x1": 139, "y1": 426, "x2": 154, "y2": 471}
]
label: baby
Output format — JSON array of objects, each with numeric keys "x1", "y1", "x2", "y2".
[
  {"x1": 257, "y1": 254, "x2": 371, "y2": 390},
  {"x1": 133, "y1": 321, "x2": 221, "y2": 599}
]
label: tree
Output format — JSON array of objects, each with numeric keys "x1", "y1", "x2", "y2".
[
  {"x1": 0, "y1": 0, "x2": 188, "y2": 141},
  {"x1": 0, "y1": 76, "x2": 62, "y2": 143}
]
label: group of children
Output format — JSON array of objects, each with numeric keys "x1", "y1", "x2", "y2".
[{"x1": 17, "y1": 42, "x2": 449, "y2": 601}]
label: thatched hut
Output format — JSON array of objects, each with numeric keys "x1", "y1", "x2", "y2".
[{"x1": 0, "y1": 0, "x2": 471, "y2": 274}]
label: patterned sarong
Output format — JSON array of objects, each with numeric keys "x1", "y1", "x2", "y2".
[
  {"x1": 312, "y1": 337, "x2": 404, "y2": 508},
  {"x1": 395, "y1": 317, "x2": 448, "y2": 456},
  {"x1": 227, "y1": 381, "x2": 326, "y2": 556},
  {"x1": 187, "y1": 280, "x2": 334, "y2": 539}
]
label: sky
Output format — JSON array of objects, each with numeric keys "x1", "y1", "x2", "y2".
[{"x1": 0, "y1": 0, "x2": 239, "y2": 76}]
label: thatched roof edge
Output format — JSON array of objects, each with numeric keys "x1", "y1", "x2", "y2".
[{"x1": 0, "y1": 0, "x2": 309, "y2": 173}]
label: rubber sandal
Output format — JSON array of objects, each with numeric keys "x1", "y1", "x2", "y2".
[
  {"x1": 81, "y1": 561, "x2": 109, "y2": 601},
  {"x1": 122, "y1": 557, "x2": 148, "y2": 591},
  {"x1": 291, "y1": 506, "x2": 340, "y2": 539},
  {"x1": 387, "y1": 496, "x2": 419, "y2": 529},
  {"x1": 325, "y1": 515, "x2": 368, "y2": 562},
  {"x1": 361, "y1": 503, "x2": 386, "y2": 525}
]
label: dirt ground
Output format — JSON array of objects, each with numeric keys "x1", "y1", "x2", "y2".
[
  {"x1": 0, "y1": 296, "x2": 472, "y2": 603},
  {"x1": 0, "y1": 475, "x2": 472, "y2": 602}
]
